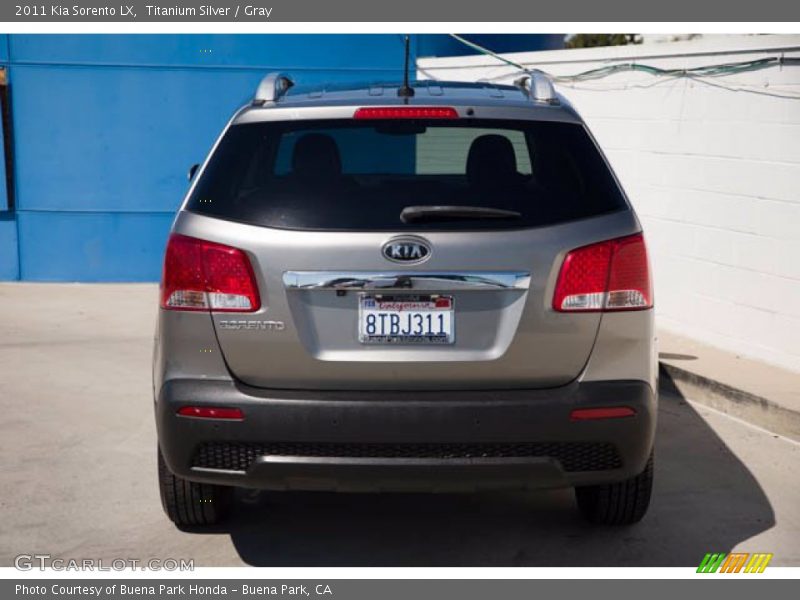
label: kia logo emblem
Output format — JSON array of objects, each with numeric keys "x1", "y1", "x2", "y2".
[{"x1": 382, "y1": 237, "x2": 431, "y2": 263}]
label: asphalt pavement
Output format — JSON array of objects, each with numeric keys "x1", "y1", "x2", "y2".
[{"x1": 1, "y1": 283, "x2": 798, "y2": 567}]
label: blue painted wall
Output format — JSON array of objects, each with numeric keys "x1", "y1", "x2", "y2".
[
  {"x1": 0, "y1": 34, "x2": 557, "y2": 281},
  {"x1": 0, "y1": 34, "x2": 412, "y2": 281},
  {"x1": 0, "y1": 214, "x2": 17, "y2": 280},
  {"x1": 417, "y1": 34, "x2": 564, "y2": 57}
]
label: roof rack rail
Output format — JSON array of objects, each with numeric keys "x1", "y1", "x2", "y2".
[
  {"x1": 513, "y1": 70, "x2": 558, "y2": 105},
  {"x1": 253, "y1": 72, "x2": 294, "y2": 106}
]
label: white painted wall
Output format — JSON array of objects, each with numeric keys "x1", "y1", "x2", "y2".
[{"x1": 419, "y1": 35, "x2": 800, "y2": 373}]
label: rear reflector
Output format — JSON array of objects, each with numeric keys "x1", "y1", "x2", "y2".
[
  {"x1": 353, "y1": 106, "x2": 459, "y2": 120},
  {"x1": 553, "y1": 233, "x2": 652, "y2": 312},
  {"x1": 570, "y1": 407, "x2": 636, "y2": 421},
  {"x1": 177, "y1": 406, "x2": 244, "y2": 420},
  {"x1": 160, "y1": 234, "x2": 260, "y2": 312}
]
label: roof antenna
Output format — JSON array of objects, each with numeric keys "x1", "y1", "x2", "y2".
[{"x1": 397, "y1": 35, "x2": 415, "y2": 99}]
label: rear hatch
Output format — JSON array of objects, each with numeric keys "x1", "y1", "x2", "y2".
[{"x1": 180, "y1": 112, "x2": 636, "y2": 390}]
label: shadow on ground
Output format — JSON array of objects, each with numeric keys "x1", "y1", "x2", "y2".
[{"x1": 187, "y1": 372, "x2": 775, "y2": 566}]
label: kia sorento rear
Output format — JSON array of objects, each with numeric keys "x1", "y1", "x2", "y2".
[{"x1": 154, "y1": 75, "x2": 656, "y2": 527}]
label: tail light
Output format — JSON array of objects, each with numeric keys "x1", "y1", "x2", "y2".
[
  {"x1": 353, "y1": 106, "x2": 459, "y2": 119},
  {"x1": 160, "y1": 234, "x2": 260, "y2": 312},
  {"x1": 553, "y1": 233, "x2": 652, "y2": 312}
]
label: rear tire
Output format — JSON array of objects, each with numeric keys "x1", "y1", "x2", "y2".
[
  {"x1": 158, "y1": 447, "x2": 232, "y2": 526},
  {"x1": 575, "y1": 451, "x2": 654, "y2": 525}
]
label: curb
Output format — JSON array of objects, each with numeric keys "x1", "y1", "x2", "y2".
[{"x1": 659, "y1": 362, "x2": 800, "y2": 442}]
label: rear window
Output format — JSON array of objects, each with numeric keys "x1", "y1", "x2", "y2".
[{"x1": 186, "y1": 119, "x2": 626, "y2": 231}]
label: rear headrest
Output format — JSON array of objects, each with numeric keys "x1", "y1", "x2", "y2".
[
  {"x1": 466, "y1": 134, "x2": 520, "y2": 187},
  {"x1": 532, "y1": 146, "x2": 583, "y2": 199},
  {"x1": 291, "y1": 133, "x2": 342, "y2": 180}
]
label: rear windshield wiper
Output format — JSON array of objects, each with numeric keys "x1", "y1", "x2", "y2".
[{"x1": 400, "y1": 205, "x2": 522, "y2": 224}]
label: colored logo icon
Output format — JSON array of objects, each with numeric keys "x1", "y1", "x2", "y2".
[{"x1": 697, "y1": 552, "x2": 773, "y2": 573}]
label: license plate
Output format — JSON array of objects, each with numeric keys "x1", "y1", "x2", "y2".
[{"x1": 359, "y1": 295, "x2": 454, "y2": 344}]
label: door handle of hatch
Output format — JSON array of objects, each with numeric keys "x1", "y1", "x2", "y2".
[{"x1": 282, "y1": 271, "x2": 531, "y2": 291}]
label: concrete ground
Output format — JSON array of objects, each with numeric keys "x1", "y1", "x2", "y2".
[
  {"x1": 0, "y1": 283, "x2": 798, "y2": 567},
  {"x1": 659, "y1": 330, "x2": 800, "y2": 441}
]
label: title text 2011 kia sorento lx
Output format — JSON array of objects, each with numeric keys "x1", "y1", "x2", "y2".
[{"x1": 153, "y1": 73, "x2": 657, "y2": 527}]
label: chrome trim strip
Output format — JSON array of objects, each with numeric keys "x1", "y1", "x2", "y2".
[{"x1": 283, "y1": 271, "x2": 531, "y2": 291}]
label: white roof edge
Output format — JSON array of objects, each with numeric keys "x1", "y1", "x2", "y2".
[{"x1": 417, "y1": 34, "x2": 800, "y2": 71}]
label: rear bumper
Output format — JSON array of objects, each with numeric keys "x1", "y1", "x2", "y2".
[{"x1": 156, "y1": 379, "x2": 656, "y2": 492}]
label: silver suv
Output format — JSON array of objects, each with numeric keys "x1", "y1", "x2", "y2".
[{"x1": 154, "y1": 72, "x2": 656, "y2": 527}]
